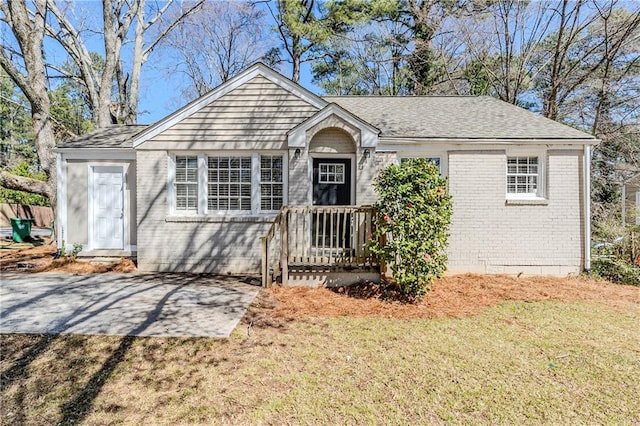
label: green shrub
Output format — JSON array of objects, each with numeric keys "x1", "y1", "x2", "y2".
[
  {"x1": 369, "y1": 158, "x2": 453, "y2": 297},
  {"x1": 592, "y1": 257, "x2": 640, "y2": 286}
]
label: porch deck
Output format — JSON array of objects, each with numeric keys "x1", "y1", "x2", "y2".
[{"x1": 261, "y1": 205, "x2": 379, "y2": 286}]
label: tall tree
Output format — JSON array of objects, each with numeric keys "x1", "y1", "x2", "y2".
[
  {"x1": 267, "y1": 0, "x2": 367, "y2": 82},
  {"x1": 311, "y1": 0, "x2": 473, "y2": 95},
  {"x1": 0, "y1": 69, "x2": 33, "y2": 169},
  {"x1": 47, "y1": 0, "x2": 204, "y2": 126},
  {"x1": 161, "y1": 1, "x2": 271, "y2": 99},
  {"x1": 0, "y1": 0, "x2": 204, "y2": 205},
  {"x1": 452, "y1": 0, "x2": 553, "y2": 103},
  {"x1": 403, "y1": 0, "x2": 455, "y2": 94},
  {"x1": 0, "y1": 0, "x2": 57, "y2": 204},
  {"x1": 312, "y1": 20, "x2": 414, "y2": 95}
]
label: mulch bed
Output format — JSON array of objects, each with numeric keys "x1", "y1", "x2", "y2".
[
  {"x1": 0, "y1": 245, "x2": 136, "y2": 273},
  {"x1": 3, "y1": 246, "x2": 638, "y2": 321},
  {"x1": 265, "y1": 274, "x2": 640, "y2": 320}
]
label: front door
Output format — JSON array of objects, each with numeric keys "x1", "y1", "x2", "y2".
[
  {"x1": 92, "y1": 166, "x2": 124, "y2": 249},
  {"x1": 312, "y1": 158, "x2": 351, "y2": 206},
  {"x1": 312, "y1": 158, "x2": 351, "y2": 249}
]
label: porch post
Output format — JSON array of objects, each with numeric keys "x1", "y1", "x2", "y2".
[
  {"x1": 261, "y1": 236, "x2": 268, "y2": 287},
  {"x1": 280, "y1": 208, "x2": 289, "y2": 285}
]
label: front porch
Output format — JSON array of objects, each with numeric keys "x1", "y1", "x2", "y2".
[{"x1": 261, "y1": 205, "x2": 379, "y2": 287}]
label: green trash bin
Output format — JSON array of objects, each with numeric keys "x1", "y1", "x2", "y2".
[{"x1": 11, "y1": 218, "x2": 35, "y2": 243}]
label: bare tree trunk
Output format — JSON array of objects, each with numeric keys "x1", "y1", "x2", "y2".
[
  {"x1": 125, "y1": 5, "x2": 145, "y2": 125},
  {"x1": 0, "y1": 0, "x2": 57, "y2": 210},
  {"x1": 542, "y1": 0, "x2": 589, "y2": 120},
  {"x1": 98, "y1": 0, "x2": 119, "y2": 126},
  {"x1": 292, "y1": 46, "x2": 301, "y2": 82},
  {"x1": 119, "y1": 0, "x2": 205, "y2": 123}
]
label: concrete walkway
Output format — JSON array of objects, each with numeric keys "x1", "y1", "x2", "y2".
[{"x1": 0, "y1": 273, "x2": 259, "y2": 338}]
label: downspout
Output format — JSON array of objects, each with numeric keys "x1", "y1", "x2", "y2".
[{"x1": 584, "y1": 145, "x2": 592, "y2": 272}]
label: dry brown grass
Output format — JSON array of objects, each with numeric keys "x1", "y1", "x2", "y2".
[
  {"x1": 1, "y1": 274, "x2": 639, "y2": 424},
  {"x1": 269, "y1": 274, "x2": 640, "y2": 320}
]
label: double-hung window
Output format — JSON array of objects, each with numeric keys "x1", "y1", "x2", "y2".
[
  {"x1": 260, "y1": 155, "x2": 284, "y2": 211},
  {"x1": 208, "y1": 156, "x2": 252, "y2": 211},
  {"x1": 506, "y1": 155, "x2": 544, "y2": 199},
  {"x1": 175, "y1": 156, "x2": 198, "y2": 212},
  {"x1": 170, "y1": 153, "x2": 285, "y2": 215}
]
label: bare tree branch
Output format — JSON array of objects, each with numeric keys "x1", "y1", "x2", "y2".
[{"x1": 142, "y1": 0, "x2": 205, "y2": 59}]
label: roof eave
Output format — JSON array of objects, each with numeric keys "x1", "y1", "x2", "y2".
[
  {"x1": 54, "y1": 147, "x2": 136, "y2": 157},
  {"x1": 378, "y1": 137, "x2": 600, "y2": 145}
]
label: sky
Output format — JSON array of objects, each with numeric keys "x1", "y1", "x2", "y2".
[
  {"x1": 138, "y1": 49, "x2": 319, "y2": 125},
  {"x1": 34, "y1": 0, "x2": 320, "y2": 125}
]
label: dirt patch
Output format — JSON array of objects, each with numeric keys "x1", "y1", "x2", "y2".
[
  {"x1": 0, "y1": 245, "x2": 136, "y2": 274},
  {"x1": 266, "y1": 274, "x2": 640, "y2": 320}
]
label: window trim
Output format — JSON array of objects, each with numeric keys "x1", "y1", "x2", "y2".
[
  {"x1": 505, "y1": 150, "x2": 546, "y2": 201},
  {"x1": 168, "y1": 151, "x2": 288, "y2": 217}
]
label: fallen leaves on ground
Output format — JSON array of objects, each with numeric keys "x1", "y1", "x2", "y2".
[
  {"x1": 0, "y1": 245, "x2": 136, "y2": 273},
  {"x1": 266, "y1": 274, "x2": 640, "y2": 320},
  {"x1": 2, "y1": 245, "x2": 638, "y2": 321}
]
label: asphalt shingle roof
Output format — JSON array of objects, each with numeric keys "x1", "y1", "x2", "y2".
[
  {"x1": 57, "y1": 125, "x2": 147, "y2": 148},
  {"x1": 324, "y1": 96, "x2": 595, "y2": 140},
  {"x1": 60, "y1": 96, "x2": 595, "y2": 149}
]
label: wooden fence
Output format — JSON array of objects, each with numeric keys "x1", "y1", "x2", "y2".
[{"x1": 0, "y1": 204, "x2": 53, "y2": 227}]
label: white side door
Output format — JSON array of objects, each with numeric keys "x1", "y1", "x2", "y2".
[{"x1": 92, "y1": 166, "x2": 124, "y2": 249}]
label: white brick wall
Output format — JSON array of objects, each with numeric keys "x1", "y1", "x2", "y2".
[
  {"x1": 137, "y1": 148, "x2": 585, "y2": 275},
  {"x1": 358, "y1": 152, "x2": 396, "y2": 205},
  {"x1": 136, "y1": 150, "x2": 272, "y2": 273},
  {"x1": 288, "y1": 149, "x2": 309, "y2": 205},
  {"x1": 355, "y1": 152, "x2": 377, "y2": 205},
  {"x1": 446, "y1": 149, "x2": 584, "y2": 275}
]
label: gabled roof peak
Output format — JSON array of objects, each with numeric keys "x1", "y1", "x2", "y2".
[{"x1": 132, "y1": 63, "x2": 328, "y2": 148}]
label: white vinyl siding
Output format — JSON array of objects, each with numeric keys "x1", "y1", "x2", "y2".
[
  {"x1": 507, "y1": 156, "x2": 542, "y2": 198},
  {"x1": 207, "y1": 156, "x2": 252, "y2": 211},
  {"x1": 147, "y1": 76, "x2": 319, "y2": 150},
  {"x1": 175, "y1": 156, "x2": 198, "y2": 211},
  {"x1": 260, "y1": 155, "x2": 284, "y2": 211}
]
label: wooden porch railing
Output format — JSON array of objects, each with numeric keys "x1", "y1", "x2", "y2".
[{"x1": 261, "y1": 205, "x2": 378, "y2": 287}]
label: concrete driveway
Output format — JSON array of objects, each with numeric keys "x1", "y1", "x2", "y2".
[{"x1": 0, "y1": 273, "x2": 259, "y2": 338}]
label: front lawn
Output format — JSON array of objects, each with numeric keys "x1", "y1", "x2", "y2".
[{"x1": 1, "y1": 276, "x2": 638, "y2": 424}]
